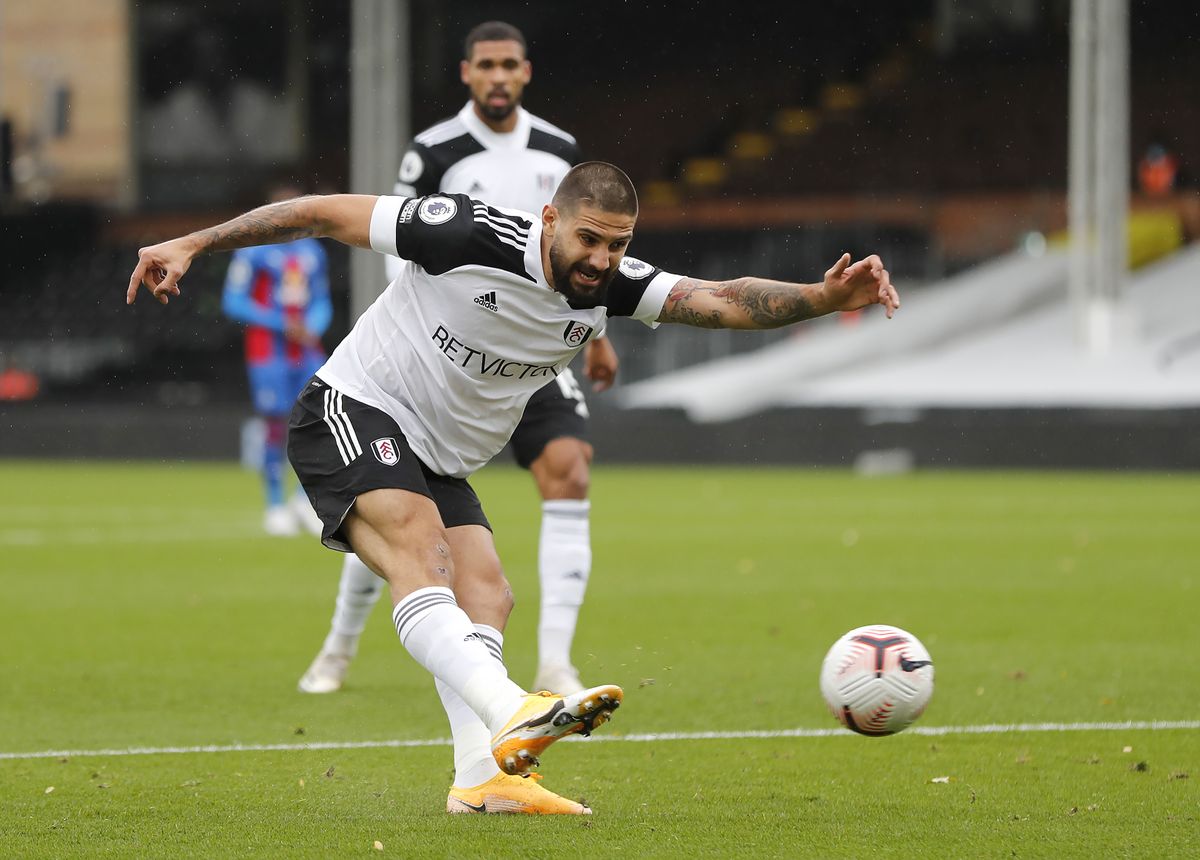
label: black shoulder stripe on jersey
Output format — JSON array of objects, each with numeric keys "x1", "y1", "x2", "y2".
[
  {"x1": 471, "y1": 201, "x2": 532, "y2": 252},
  {"x1": 604, "y1": 261, "x2": 664, "y2": 318},
  {"x1": 468, "y1": 203, "x2": 533, "y2": 278},
  {"x1": 420, "y1": 132, "x2": 487, "y2": 172},
  {"x1": 527, "y1": 127, "x2": 582, "y2": 166},
  {"x1": 428, "y1": 131, "x2": 487, "y2": 159},
  {"x1": 394, "y1": 193, "x2": 532, "y2": 282}
]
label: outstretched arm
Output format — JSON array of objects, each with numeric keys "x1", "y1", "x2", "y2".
[
  {"x1": 657, "y1": 253, "x2": 899, "y2": 329},
  {"x1": 127, "y1": 194, "x2": 378, "y2": 305}
]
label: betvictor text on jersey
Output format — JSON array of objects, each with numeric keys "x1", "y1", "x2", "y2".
[{"x1": 431, "y1": 324, "x2": 561, "y2": 380}]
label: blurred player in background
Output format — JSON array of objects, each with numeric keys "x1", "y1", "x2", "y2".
[
  {"x1": 299, "y1": 21, "x2": 616, "y2": 695},
  {"x1": 222, "y1": 184, "x2": 331, "y2": 536}
]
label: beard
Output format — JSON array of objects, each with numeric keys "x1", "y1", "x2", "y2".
[
  {"x1": 477, "y1": 93, "x2": 516, "y2": 121},
  {"x1": 548, "y1": 243, "x2": 616, "y2": 309}
]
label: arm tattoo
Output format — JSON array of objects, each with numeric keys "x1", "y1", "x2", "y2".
[
  {"x1": 193, "y1": 199, "x2": 317, "y2": 253},
  {"x1": 663, "y1": 279, "x2": 725, "y2": 328},
  {"x1": 664, "y1": 277, "x2": 816, "y2": 329}
]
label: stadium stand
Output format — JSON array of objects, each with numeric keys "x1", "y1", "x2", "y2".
[{"x1": 3, "y1": 1, "x2": 1198, "y2": 465}]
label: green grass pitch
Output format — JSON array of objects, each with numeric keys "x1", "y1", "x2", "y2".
[{"x1": 1, "y1": 461, "x2": 1197, "y2": 857}]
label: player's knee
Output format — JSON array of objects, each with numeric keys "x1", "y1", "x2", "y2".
[
  {"x1": 558, "y1": 455, "x2": 591, "y2": 499},
  {"x1": 536, "y1": 438, "x2": 593, "y2": 499},
  {"x1": 495, "y1": 578, "x2": 515, "y2": 619},
  {"x1": 453, "y1": 557, "x2": 514, "y2": 622}
]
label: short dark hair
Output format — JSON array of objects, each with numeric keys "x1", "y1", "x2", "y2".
[
  {"x1": 552, "y1": 162, "x2": 639, "y2": 217},
  {"x1": 464, "y1": 21, "x2": 526, "y2": 59}
]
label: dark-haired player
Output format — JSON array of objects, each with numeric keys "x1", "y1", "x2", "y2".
[{"x1": 127, "y1": 161, "x2": 899, "y2": 814}]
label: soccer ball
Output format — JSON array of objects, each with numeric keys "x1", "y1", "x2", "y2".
[{"x1": 819, "y1": 624, "x2": 934, "y2": 736}]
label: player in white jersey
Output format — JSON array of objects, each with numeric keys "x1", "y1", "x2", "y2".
[
  {"x1": 299, "y1": 22, "x2": 610, "y2": 699},
  {"x1": 128, "y1": 162, "x2": 899, "y2": 814}
]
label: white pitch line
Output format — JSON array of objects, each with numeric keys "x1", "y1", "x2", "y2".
[{"x1": 2, "y1": 720, "x2": 1197, "y2": 762}]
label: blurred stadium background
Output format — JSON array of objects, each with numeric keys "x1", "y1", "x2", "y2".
[{"x1": 1, "y1": 0, "x2": 1198, "y2": 468}]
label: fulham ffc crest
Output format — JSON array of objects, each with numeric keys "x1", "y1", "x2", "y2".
[
  {"x1": 372, "y1": 437, "x2": 400, "y2": 466},
  {"x1": 563, "y1": 321, "x2": 593, "y2": 347}
]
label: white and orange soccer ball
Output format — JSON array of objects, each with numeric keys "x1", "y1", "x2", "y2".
[{"x1": 819, "y1": 624, "x2": 935, "y2": 736}]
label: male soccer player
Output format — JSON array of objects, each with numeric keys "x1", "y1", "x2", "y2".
[
  {"x1": 128, "y1": 162, "x2": 899, "y2": 814},
  {"x1": 221, "y1": 185, "x2": 331, "y2": 536},
  {"x1": 299, "y1": 21, "x2": 612, "y2": 696}
]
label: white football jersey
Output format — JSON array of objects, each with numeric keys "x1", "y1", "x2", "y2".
[
  {"x1": 396, "y1": 103, "x2": 577, "y2": 211},
  {"x1": 388, "y1": 103, "x2": 579, "y2": 282},
  {"x1": 316, "y1": 194, "x2": 680, "y2": 477}
]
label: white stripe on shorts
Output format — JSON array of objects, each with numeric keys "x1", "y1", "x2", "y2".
[
  {"x1": 340, "y1": 392, "x2": 364, "y2": 459},
  {"x1": 334, "y1": 391, "x2": 363, "y2": 459},
  {"x1": 322, "y1": 388, "x2": 362, "y2": 465}
]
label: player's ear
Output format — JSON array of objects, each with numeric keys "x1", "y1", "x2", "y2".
[
  {"x1": 459, "y1": 59, "x2": 471, "y2": 85},
  {"x1": 522, "y1": 59, "x2": 532, "y2": 84},
  {"x1": 541, "y1": 204, "x2": 558, "y2": 237}
]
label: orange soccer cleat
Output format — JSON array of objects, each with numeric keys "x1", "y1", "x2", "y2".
[
  {"x1": 491, "y1": 685, "x2": 623, "y2": 775},
  {"x1": 446, "y1": 772, "x2": 591, "y2": 815}
]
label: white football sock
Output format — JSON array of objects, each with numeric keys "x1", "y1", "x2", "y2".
[
  {"x1": 437, "y1": 623, "x2": 505, "y2": 788},
  {"x1": 391, "y1": 587, "x2": 524, "y2": 733},
  {"x1": 323, "y1": 553, "x2": 384, "y2": 657},
  {"x1": 537, "y1": 499, "x2": 591, "y2": 669}
]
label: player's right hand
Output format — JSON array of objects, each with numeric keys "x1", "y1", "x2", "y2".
[
  {"x1": 127, "y1": 237, "x2": 197, "y2": 305},
  {"x1": 821, "y1": 253, "x2": 899, "y2": 319}
]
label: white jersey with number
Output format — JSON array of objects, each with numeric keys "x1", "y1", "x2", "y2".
[{"x1": 316, "y1": 194, "x2": 680, "y2": 478}]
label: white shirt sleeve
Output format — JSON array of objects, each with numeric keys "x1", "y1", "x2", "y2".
[
  {"x1": 384, "y1": 253, "x2": 403, "y2": 282},
  {"x1": 631, "y1": 271, "x2": 683, "y2": 328},
  {"x1": 369, "y1": 195, "x2": 407, "y2": 257}
]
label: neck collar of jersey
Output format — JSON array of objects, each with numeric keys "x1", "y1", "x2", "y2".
[{"x1": 459, "y1": 102, "x2": 531, "y2": 150}]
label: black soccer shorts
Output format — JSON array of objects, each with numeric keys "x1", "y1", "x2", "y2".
[
  {"x1": 287, "y1": 377, "x2": 490, "y2": 552},
  {"x1": 509, "y1": 368, "x2": 590, "y2": 469}
]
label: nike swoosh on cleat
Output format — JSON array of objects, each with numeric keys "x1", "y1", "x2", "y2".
[{"x1": 455, "y1": 799, "x2": 486, "y2": 813}]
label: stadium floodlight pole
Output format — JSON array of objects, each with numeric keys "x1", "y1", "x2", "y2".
[
  {"x1": 1093, "y1": 0, "x2": 1129, "y2": 354},
  {"x1": 1068, "y1": 0, "x2": 1129, "y2": 356},
  {"x1": 1067, "y1": 0, "x2": 1096, "y2": 350},
  {"x1": 349, "y1": 0, "x2": 411, "y2": 319}
]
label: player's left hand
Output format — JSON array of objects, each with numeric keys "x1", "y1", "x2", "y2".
[
  {"x1": 127, "y1": 236, "x2": 198, "y2": 305},
  {"x1": 583, "y1": 336, "x2": 619, "y2": 392},
  {"x1": 821, "y1": 253, "x2": 900, "y2": 319}
]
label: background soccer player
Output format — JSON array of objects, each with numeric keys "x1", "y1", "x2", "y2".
[
  {"x1": 221, "y1": 183, "x2": 331, "y2": 536},
  {"x1": 299, "y1": 21, "x2": 614, "y2": 696}
]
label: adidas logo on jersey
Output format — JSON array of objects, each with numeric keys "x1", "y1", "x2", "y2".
[{"x1": 473, "y1": 291, "x2": 499, "y2": 312}]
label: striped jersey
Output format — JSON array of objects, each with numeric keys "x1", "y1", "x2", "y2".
[
  {"x1": 315, "y1": 194, "x2": 681, "y2": 478},
  {"x1": 221, "y1": 239, "x2": 331, "y2": 365},
  {"x1": 395, "y1": 102, "x2": 579, "y2": 213},
  {"x1": 385, "y1": 102, "x2": 580, "y2": 283}
]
